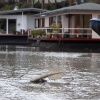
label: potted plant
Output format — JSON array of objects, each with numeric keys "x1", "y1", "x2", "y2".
[
  {"x1": 50, "y1": 23, "x2": 62, "y2": 38},
  {"x1": 31, "y1": 29, "x2": 45, "y2": 38},
  {"x1": 51, "y1": 23, "x2": 61, "y2": 33}
]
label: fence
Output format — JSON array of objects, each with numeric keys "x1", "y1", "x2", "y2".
[{"x1": 28, "y1": 28, "x2": 92, "y2": 39}]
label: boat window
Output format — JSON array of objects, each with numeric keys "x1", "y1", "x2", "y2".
[
  {"x1": 49, "y1": 16, "x2": 56, "y2": 26},
  {"x1": 57, "y1": 16, "x2": 62, "y2": 24},
  {"x1": 35, "y1": 18, "x2": 45, "y2": 28}
]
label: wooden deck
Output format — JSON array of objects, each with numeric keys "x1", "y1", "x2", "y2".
[
  {"x1": 28, "y1": 37, "x2": 100, "y2": 44},
  {"x1": 0, "y1": 33, "x2": 100, "y2": 45}
]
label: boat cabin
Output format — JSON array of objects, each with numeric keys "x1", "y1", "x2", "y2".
[
  {"x1": 0, "y1": 3, "x2": 100, "y2": 39},
  {"x1": 34, "y1": 3, "x2": 100, "y2": 39},
  {"x1": 0, "y1": 7, "x2": 48, "y2": 35}
]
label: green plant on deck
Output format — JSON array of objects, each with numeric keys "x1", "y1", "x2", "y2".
[
  {"x1": 31, "y1": 29, "x2": 45, "y2": 36},
  {"x1": 50, "y1": 23, "x2": 61, "y2": 33}
]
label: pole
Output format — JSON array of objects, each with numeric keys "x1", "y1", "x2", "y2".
[
  {"x1": 69, "y1": 0, "x2": 73, "y2": 6},
  {"x1": 6, "y1": 18, "x2": 8, "y2": 34},
  {"x1": 21, "y1": 11, "x2": 24, "y2": 35},
  {"x1": 42, "y1": 0, "x2": 45, "y2": 9}
]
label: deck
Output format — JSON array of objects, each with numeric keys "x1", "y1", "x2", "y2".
[
  {"x1": 0, "y1": 33, "x2": 100, "y2": 45},
  {"x1": 28, "y1": 37, "x2": 100, "y2": 44}
]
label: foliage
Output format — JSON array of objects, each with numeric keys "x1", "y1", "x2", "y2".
[
  {"x1": 83, "y1": 0, "x2": 100, "y2": 3},
  {"x1": 20, "y1": 3, "x2": 31, "y2": 8},
  {"x1": 51, "y1": 23, "x2": 61, "y2": 29},
  {"x1": 31, "y1": 29, "x2": 45, "y2": 36},
  {"x1": 0, "y1": 3, "x2": 5, "y2": 8},
  {"x1": 33, "y1": 1, "x2": 41, "y2": 8},
  {"x1": 0, "y1": 0, "x2": 100, "y2": 11},
  {"x1": 5, "y1": 5, "x2": 12, "y2": 10},
  {"x1": 50, "y1": 23, "x2": 61, "y2": 33}
]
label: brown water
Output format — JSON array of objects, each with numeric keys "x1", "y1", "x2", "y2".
[{"x1": 0, "y1": 45, "x2": 100, "y2": 100}]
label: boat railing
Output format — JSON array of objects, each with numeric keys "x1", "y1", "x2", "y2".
[{"x1": 28, "y1": 28, "x2": 92, "y2": 39}]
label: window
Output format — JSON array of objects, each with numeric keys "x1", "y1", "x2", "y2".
[
  {"x1": 49, "y1": 16, "x2": 56, "y2": 26},
  {"x1": 77, "y1": 14, "x2": 92, "y2": 28},
  {"x1": 57, "y1": 16, "x2": 62, "y2": 24},
  {"x1": 35, "y1": 18, "x2": 45, "y2": 28}
]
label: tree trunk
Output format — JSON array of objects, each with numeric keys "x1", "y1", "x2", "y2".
[
  {"x1": 42, "y1": 0, "x2": 45, "y2": 9},
  {"x1": 69, "y1": 0, "x2": 73, "y2": 6}
]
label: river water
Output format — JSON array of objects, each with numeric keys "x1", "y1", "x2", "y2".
[{"x1": 0, "y1": 45, "x2": 100, "y2": 100}]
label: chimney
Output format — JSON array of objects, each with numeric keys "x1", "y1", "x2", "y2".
[{"x1": 14, "y1": 6, "x2": 18, "y2": 10}]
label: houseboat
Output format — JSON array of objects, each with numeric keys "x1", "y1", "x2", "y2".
[
  {"x1": 26, "y1": 3, "x2": 100, "y2": 51},
  {"x1": 0, "y1": 3, "x2": 100, "y2": 52},
  {"x1": 0, "y1": 7, "x2": 48, "y2": 44}
]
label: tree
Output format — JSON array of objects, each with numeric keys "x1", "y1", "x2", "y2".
[
  {"x1": 42, "y1": 0, "x2": 44, "y2": 9},
  {"x1": 82, "y1": 0, "x2": 100, "y2": 3},
  {"x1": 69, "y1": 0, "x2": 73, "y2": 6}
]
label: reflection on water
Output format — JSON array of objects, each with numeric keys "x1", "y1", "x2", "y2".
[{"x1": 0, "y1": 45, "x2": 100, "y2": 100}]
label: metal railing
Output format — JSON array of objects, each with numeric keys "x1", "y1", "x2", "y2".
[{"x1": 28, "y1": 28, "x2": 92, "y2": 39}]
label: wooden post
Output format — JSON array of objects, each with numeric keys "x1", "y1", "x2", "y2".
[
  {"x1": 69, "y1": 0, "x2": 73, "y2": 6},
  {"x1": 74, "y1": 14, "x2": 77, "y2": 35},
  {"x1": 21, "y1": 11, "x2": 24, "y2": 35},
  {"x1": 42, "y1": 0, "x2": 45, "y2": 9},
  {"x1": 6, "y1": 18, "x2": 8, "y2": 34}
]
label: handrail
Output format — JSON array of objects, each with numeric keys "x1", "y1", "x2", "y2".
[
  {"x1": 28, "y1": 28, "x2": 92, "y2": 39},
  {"x1": 35, "y1": 28, "x2": 92, "y2": 30}
]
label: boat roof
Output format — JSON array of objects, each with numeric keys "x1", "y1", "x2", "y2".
[
  {"x1": 62, "y1": 3, "x2": 100, "y2": 11},
  {"x1": 0, "y1": 8, "x2": 48, "y2": 15},
  {"x1": 34, "y1": 3, "x2": 100, "y2": 16},
  {"x1": 90, "y1": 18, "x2": 100, "y2": 21}
]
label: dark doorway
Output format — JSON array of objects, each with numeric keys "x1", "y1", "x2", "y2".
[
  {"x1": 8, "y1": 19, "x2": 16, "y2": 34},
  {"x1": 0, "y1": 19, "x2": 6, "y2": 34}
]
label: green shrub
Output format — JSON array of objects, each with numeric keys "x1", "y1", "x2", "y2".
[
  {"x1": 31, "y1": 30, "x2": 45, "y2": 36},
  {"x1": 50, "y1": 23, "x2": 61, "y2": 33},
  {"x1": 5, "y1": 5, "x2": 12, "y2": 10},
  {"x1": 51, "y1": 23, "x2": 61, "y2": 29}
]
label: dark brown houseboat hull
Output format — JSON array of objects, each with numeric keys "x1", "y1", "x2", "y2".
[
  {"x1": 0, "y1": 35, "x2": 100, "y2": 52},
  {"x1": 28, "y1": 38, "x2": 100, "y2": 52},
  {"x1": 0, "y1": 35, "x2": 28, "y2": 45}
]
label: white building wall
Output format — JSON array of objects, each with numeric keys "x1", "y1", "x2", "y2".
[
  {"x1": 27, "y1": 15, "x2": 35, "y2": 30},
  {"x1": 0, "y1": 15, "x2": 27, "y2": 32},
  {"x1": 62, "y1": 15, "x2": 68, "y2": 32},
  {"x1": 0, "y1": 14, "x2": 38, "y2": 32},
  {"x1": 45, "y1": 17, "x2": 49, "y2": 27},
  {"x1": 17, "y1": 15, "x2": 27, "y2": 31}
]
